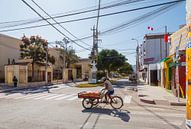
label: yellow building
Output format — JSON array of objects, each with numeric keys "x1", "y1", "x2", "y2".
[
  {"x1": 49, "y1": 47, "x2": 91, "y2": 82},
  {"x1": 5, "y1": 59, "x2": 53, "y2": 87},
  {"x1": 72, "y1": 58, "x2": 90, "y2": 80},
  {"x1": 0, "y1": 34, "x2": 22, "y2": 82},
  {"x1": 61, "y1": 58, "x2": 91, "y2": 82},
  {"x1": 170, "y1": 25, "x2": 187, "y2": 55}
]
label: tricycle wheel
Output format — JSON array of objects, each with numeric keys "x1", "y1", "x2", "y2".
[
  {"x1": 82, "y1": 98, "x2": 93, "y2": 109},
  {"x1": 110, "y1": 96, "x2": 123, "y2": 109}
]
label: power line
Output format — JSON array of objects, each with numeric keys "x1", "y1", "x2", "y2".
[
  {"x1": 75, "y1": 1, "x2": 183, "y2": 41},
  {"x1": 21, "y1": 0, "x2": 91, "y2": 51},
  {"x1": 0, "y1": 0, "x2": 146, "y2": 29},
  {"x1": 101, "y1": 2, "x2": 181, "y2": 34},
  {"x1": 30, "y1": 0, "x2": 91, "y2": 47},
  {"x1": 0, "y1": 0, "x2": 185, "y2": 33}
]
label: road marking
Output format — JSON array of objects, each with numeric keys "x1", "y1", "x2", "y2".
[
  {"x1": 54, "y1": 94, "x2": 76, "y2": 100},
  {"x1": 124, "y1": 95, "x2": 132, "y2": 104},
  {"x1": 67, "y1": 95, "x2": 78, "y2": 101},
  {"x1": 23, "y1": 94, "x2": 48, "y2": 99},
  {"x1": 45, "y1": 94, "x2": 65, "y2": 100},
  {"x1": 34, "y1": 94, "x2": 55, "y2": 100}
]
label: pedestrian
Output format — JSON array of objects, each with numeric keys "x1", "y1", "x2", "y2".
[
  {"x1": 13, "y1": 76, "x2": 18, "y2": 87},
  {"x1": 71, "y1": 75, "x2": 73, "y2": 82}
]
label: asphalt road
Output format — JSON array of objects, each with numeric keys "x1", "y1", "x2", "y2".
[{"x1": 0, "y1": 79, "x2": 186, "y2": 129}]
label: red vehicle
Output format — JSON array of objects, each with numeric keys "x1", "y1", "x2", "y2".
[{"x1": 78, "y1": 89, "x2": 123, "y2": 109}]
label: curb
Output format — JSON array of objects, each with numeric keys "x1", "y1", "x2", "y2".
[
  {"x1": 170, "y1": 102, "x2": 186, "y2": 106},
  {"x1": 139, "y1": 97, "x2": 155, "y2": 104},
  {"x1": 139, "y1": 96, "x2": 186, "y2": 106}
]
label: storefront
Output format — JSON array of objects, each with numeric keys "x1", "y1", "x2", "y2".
[
  {"x1": 160, "y1": 56, "x2": 172, "y2": 89},
  {"x1": 170, "y1": 50, "x2": 186, "y2": 98}
]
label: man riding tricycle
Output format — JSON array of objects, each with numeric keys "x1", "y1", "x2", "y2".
[{"x1": 78, "y1": 77, "x2": 123, "y2": 109}]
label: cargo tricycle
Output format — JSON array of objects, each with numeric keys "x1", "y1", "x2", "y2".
[{"x1": 78, "y1": 89, "x2": 123, "y2": 109}]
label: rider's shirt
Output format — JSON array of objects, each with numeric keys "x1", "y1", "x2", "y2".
[{"x1": 104, "y1": 80, "x2": 113, "y2": 91}]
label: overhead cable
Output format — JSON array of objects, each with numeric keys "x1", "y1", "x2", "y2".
[
  {"x1": 0, "y1": 0, "x2": 146, "y2": 28},
  {"x1": 21, "y1": 0, "x2": 91, "y2": 51},
  {"x1": 30, "y1": 0, "x2": 91, "y2": 47}
]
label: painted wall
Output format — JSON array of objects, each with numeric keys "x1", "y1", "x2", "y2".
[
  {"x1": 143, "y1": 34, "x2": 169, "y2": 65},
  {"x1": 186, "y1": 0, "x2": 191, "y2": 24},
  {"x1": 0, "y1": 34, "x2": 21, "y2": 82},
  {"x1": 170, "y1": 25, "x2": 187, "y2": 55}
]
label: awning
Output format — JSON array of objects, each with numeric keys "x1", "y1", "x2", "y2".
[
  {"x1": 160, "y1": 54, "x2": 174, "y2": 63},
  {"x1": 160, "y1": 57, "x2": 170, "y2": 62}
]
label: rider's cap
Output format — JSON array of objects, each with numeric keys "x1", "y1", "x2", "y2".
[{"x1": 101, "y1": 77, "x2": 107, "y2": 82}]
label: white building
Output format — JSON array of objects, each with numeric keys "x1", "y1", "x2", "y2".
[{"x1": 139, "y1": 33, "x2": 170, "y2": 86}]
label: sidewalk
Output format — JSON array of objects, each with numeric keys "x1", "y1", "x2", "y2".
[
  {"x1": 138, "y1": 84, "x2": 186, "y2": 106},
  {"x1": 0, "y1": 81, "x2": 88, "y2": 93}
]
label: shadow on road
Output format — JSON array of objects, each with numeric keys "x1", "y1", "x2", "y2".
[
  {"x1": 3, "y1": 85, "x2": 58, "y2": 95},
  {"x1": 82, "y1": 107, "x2": 130, "y2": 122}
]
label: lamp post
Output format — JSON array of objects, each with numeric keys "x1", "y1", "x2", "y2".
[{"x1": 132, "y1": 38, "x2": 139, "y2": 84}]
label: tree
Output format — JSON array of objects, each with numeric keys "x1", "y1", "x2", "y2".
[
  {"x1": 65, "y1": 49, "x2": 79, "y2": 68},
  {"x1": 118, "y1": 62, "x2": 133, "y2": 75},
  {"x1": 56, "y1": 47, "x2": 79, "y2": 69},
  {"x1": 20, "y1": 35, "x2": 55, "y2": 81},
  {"x1": 97, "y1": 49, "x2": 126, "y2": 77}
]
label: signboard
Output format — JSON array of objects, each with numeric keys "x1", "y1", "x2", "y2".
[{"x1": 144, "y1": 57, "x2": 154, "y2": 63}]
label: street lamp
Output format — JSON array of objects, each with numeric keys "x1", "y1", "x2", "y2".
[
  {"x1": 132, "y1": 38, "x2": 139, "y2": 47},
  {"x1": 132, "y1": 38, "x2": 139, "y2": 84}
]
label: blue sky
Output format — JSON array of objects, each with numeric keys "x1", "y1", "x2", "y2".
[{"x1": 0, "y1": 0, "x2": 186, "y2": 65}]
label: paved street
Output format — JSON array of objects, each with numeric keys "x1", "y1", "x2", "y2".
[{"x1": 0, "y1": 79, "x2": 185, "y2": 129}]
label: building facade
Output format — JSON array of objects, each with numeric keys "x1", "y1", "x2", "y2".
[
  {"x1": 49, "y1": 47, "x2": 91, "y2": 82},
  {"x1": 161, "y1": 25, "x2": 188, "y2": 97},
  {"x1": 0, "y1": 34, "x2": 21, "y2": 83},
  {"x1": 139, "y1": 33, "x2": 170, "y2": 86}
]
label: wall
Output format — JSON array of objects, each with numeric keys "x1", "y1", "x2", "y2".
[
  {"x1": 5, "y1": 65, "x2": 28, "y2": 86},
  {"x1": 74, "y1": 58, "x2": 90, "y2": 80},
  {"x1": 0, "y1": 34, "x2": 21, "y2": 82},
  {"x1": 186, "y1": 0, "x2": 191, "y2": 24},
  {"x1": 170, "y1": 25, "x2": 187, "y2": 55},
  {"x1": 143, "y1": 34, "x2": 169, "y2": 65}
]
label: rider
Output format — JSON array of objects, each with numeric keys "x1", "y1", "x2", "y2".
[{"x1": 101, "y1": 77, "x2": 114, "y2": 103}]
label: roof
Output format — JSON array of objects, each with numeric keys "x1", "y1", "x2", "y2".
[
  {"x1": 0, "y1": 33, "x2": 21, "y2": 41},
  {"x1": 144, "y1": 33, "x2": 172, "y2": 40},
  {"x1": 6, "y1": 60, "x2": 51, "y2": 66}
]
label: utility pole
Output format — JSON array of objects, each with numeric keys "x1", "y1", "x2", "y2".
[
  {"x1": 63, "y1": 38, "x2": 69, "y2": 83},
  {"x1": 45, "y1": 44, "x2": 48, "y2": 85},
  {"x1": 89, "y1": 26, "x2": 98, "y2": 83},
  {"x1": 132, "y1": 38, "x2": 139, "y2": 84},
  {"x1": 89, "y1": 0, "x2": 101, "y2": 84}
]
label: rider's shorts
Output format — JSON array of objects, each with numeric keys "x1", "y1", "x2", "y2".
[{"x1": 108, "y1": 90, "x2": 114, "y2": 95}]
